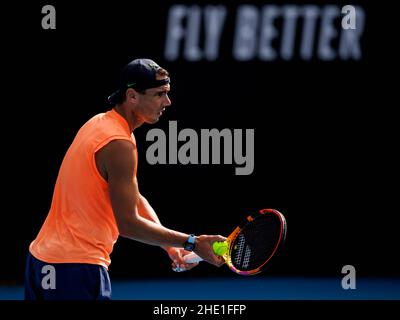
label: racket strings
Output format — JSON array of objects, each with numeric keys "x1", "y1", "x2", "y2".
[
  {"x1": 230, "y1": 215, "x2": 282, "y2": 271},
  {"x1": 233, "y1": 234, "x2": 251, "y2": 268}
]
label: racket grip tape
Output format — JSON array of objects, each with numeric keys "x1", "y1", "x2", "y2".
[{"x1": 183, "y1": 252, "x2": 203, "y2": 263}]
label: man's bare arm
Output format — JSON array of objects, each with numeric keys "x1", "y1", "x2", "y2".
[
  {"x1": 99, "y1": 140, "x2": 188, "y2": 247},
  {"x1": 96, "y1": 139, "x2": 225, "y2": 265}
]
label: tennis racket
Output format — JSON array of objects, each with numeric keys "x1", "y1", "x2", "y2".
[{"x1": 182, "y1": 208, "x2": 287, "y2": 275}]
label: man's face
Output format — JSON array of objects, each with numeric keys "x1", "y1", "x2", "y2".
[{"x1": 134, "y1": 79, "x2": 171, "y2": 124}]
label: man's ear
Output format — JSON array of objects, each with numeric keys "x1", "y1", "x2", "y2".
[{"x1": 125, "y1": 88, "x2": 137, "y2": 103}]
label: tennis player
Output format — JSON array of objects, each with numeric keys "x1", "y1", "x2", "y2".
[{"x1": 24, "y1": 58, "x2": 225, "y2": 300}]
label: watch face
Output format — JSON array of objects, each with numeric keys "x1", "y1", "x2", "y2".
[{"x1": 184, "y1": 235, "x2": 196, "y2": 251}]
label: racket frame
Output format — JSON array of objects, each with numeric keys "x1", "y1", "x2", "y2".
[{"x1": 224, "y1": 208, "x2": 287, "y2": 275}]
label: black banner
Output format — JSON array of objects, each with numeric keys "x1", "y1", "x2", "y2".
[{"x1": 1, "y1": 0, "x2": 398, "y2": 298}]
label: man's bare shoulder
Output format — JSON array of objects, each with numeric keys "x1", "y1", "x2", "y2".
[
  {"x1": 96, "y1": 139, "x2": 136, "y2": 181},
  {"x1": 102, "y1": 139, "x2": 135, "y2": 153}
]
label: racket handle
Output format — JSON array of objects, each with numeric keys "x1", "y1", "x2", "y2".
[{"x1": 183, "y1": 252, "x2": 203, "y2": 263}]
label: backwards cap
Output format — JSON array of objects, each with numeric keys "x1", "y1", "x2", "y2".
[{"x1": 108, "y1": 58, "x2": 170, "y2": 105}]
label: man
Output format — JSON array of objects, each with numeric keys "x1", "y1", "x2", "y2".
[{"x1": 25, "y1": 58, "x2": 225, "y2": 300}]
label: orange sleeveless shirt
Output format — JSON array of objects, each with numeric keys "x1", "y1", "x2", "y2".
[{"x1": 29, "y1": 109, "x2": 136, "y2": 268}]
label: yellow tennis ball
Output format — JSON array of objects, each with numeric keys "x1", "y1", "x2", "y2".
[{"x1": 213, "y1": 241, "x2": 228, "y2": 256}]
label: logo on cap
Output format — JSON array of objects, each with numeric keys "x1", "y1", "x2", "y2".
[{"x1": 148, "y1": 63, "x2": 159, "y2": 70}]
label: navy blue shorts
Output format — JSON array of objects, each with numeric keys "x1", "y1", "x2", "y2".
[{"x1": 24, "y1": 252, "x2": 112, "y2": 300}]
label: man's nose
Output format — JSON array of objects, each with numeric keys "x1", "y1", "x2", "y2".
[{"x1": 164, "y1": 95, "x2": 172, "y2": 106}]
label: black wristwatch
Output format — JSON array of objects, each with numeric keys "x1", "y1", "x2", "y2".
[{"x1": 183, "y1": 234, "x2": 196, "y2": 251}]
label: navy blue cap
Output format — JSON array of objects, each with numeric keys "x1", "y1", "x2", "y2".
[{"x1": 108, "y1": 58, "x2": 170, "y2": 105}]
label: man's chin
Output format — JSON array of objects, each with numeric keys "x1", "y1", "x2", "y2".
[{"x1": 146, "y1": 117, "x2": 160, "y2": 124}]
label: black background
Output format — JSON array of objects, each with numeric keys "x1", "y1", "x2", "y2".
[{"x1": 1, "y1": 0, "x2": 398, "y2": 285}]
